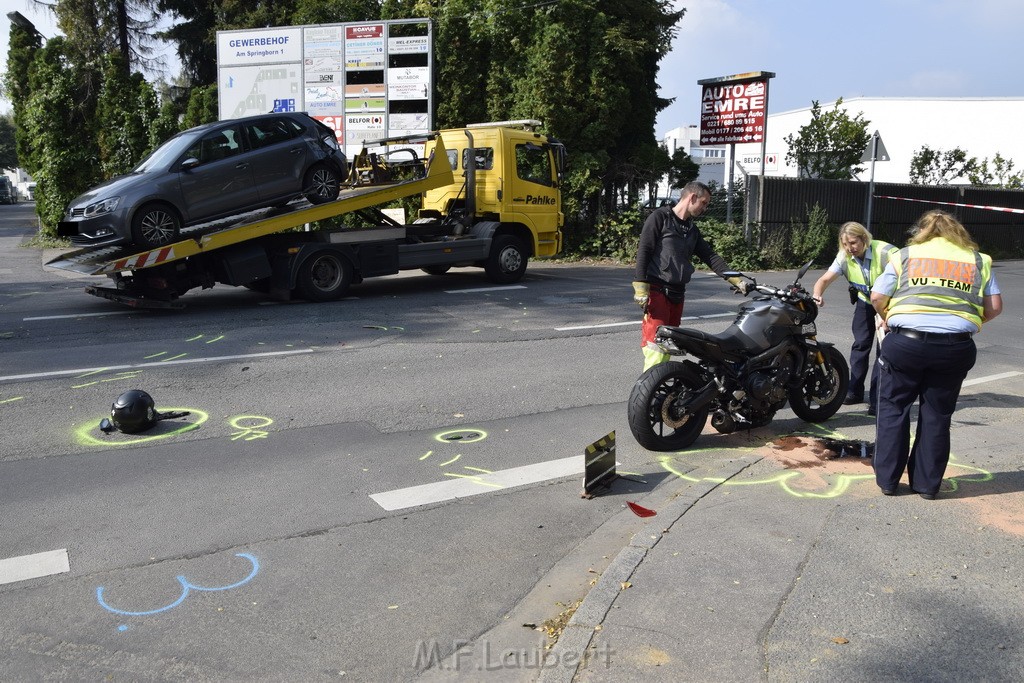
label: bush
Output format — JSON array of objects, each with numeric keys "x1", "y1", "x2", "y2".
[
  {"x1": 572, "y1": 208, "x2": 644, "y2": 261},
  {"x1": 697, "y1": 218, "x2": 763, "y2": 272}
]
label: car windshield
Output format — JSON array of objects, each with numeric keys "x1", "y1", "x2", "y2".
[{"x1": 133, "y1": 131, "x2": 202, "y2": 173}]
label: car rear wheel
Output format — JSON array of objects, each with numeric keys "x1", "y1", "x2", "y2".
[
  {"x1": 304, "y1": 164, "x2": 341, "y2": 204},
  {"x1": 131, "y1": 203, "x2": 181, "y2": 248}
]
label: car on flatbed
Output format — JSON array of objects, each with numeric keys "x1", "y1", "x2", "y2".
[{"x1": 58, "y1": 112, "x2": 348, "y2": 249}]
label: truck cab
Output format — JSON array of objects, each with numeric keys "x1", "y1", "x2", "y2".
[{"x1": 422, "y1": 120, "x2": 564, "y2": 258}]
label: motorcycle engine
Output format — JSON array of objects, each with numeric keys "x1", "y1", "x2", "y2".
[{"x1": 745, "y1": 362, "x2": 792, "y2": 409}]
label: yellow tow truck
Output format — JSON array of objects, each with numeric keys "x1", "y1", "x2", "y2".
[{"x1": 46, "y1": 120, "x2": 565, "y2": 308}]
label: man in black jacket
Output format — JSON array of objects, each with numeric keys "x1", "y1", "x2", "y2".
[{"x1": 633, "y1": 181, "x2": 747, "y2": 371}]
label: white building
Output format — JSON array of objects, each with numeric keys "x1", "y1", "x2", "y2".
[{"x1": 662, "y1": 97, "x2": 1024, "y2": 188}]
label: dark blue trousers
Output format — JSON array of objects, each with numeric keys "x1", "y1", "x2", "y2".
[
  {"x1": 849, "y1": 300, "x2": 880, "y2": 404},
  {"x1": 874, "y1": 332, "x2": 977, "y2": 494}
]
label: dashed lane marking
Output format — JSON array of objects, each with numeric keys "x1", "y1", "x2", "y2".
[
  {"x1": 445, "y1": 285, "x2": 528, "y2": 294},
  {"x1": 0, "y1": 349, "x2": 314, "y2": 383},
  {"x1": 555, "y1": 311, "x2": 734, "y2": 332},
  {"x1": 0, "y1": 549, "x2": 70, "y2": 586},
  {"x1": 371, "y1": 455, "x2": 583, "y2": 511}
]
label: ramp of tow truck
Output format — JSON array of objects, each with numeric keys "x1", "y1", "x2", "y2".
[{"x1": 45, "y1": 139, "x2": 455, "y2": 277}]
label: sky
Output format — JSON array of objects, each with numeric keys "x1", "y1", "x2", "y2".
[
  {"x1": 3, "y1": 0, "x2": 1023, "y2": 131},
  {"x1": 655, "y1": 0, "x2": 1024, "y2": 136}
]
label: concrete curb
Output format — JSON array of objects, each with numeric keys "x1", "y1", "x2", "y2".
[{"x1": 536, "y1": 455, "x2": 761, "y2": 683}]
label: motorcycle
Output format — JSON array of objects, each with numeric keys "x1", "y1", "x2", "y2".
[{"x1": 627, "y1": 261, "x2": 850, "y2": 451}]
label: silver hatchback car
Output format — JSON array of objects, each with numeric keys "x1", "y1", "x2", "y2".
[{"x1": 59, "y1": 112, "x2": 348, "y2": 249}]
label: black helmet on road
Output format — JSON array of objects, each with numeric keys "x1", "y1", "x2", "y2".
[{"x1": 110, "y1": 389, "x2": 157, "y2": 434}]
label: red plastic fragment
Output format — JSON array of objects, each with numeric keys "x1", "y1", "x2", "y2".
[{"x1": 627, "y1": 501, "x2": 657, "y2": 517}]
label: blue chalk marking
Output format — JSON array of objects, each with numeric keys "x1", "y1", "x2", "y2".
[
  {"x1": 118, "y1": 625, "x2": 129, "y2": 632},
  {"x1": 97, "y1": 553, "x2": 259, "y2": 617}
]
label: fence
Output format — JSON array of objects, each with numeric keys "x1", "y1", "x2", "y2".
[{"x1": 747, "y1": 178, "x2": 1024, "y2": 258}]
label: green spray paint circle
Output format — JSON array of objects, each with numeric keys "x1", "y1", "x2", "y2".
[
  {"x1": 434, "y1": 428, "x2": 487, "y2": 444},
  {"x1": 76, "y1": 408, "x2": 209, "y2": 447}
]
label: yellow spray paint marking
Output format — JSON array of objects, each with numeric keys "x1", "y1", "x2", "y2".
[
  {"x1": 160, "y1": 353, "x2": 188, "y2": 362},
  {"x1": 205, "y1": 336, "x2": 224, "y2": 344},
  {"x1": 76, "y1": 408, "x2": 209, "y2": 447},
  {"x1": 74, "y1": 368, "x2": 108, "y2": 378},
  {"x1": 72, "y1": 381, "x2": 100, "y2": 389},
  {"x1": 438, "y1": 454, "x2": 462, "y2": 467},
  {"x1": 186, "y1": 335, "x2": 204, "y2": 342},
  {"x1": 463, "y1": 466, "x2": 492, "y2": 474},
  {"x1": 419, "y1": 451, "x2": 433, "y2": 461},
  {"x1": 657, "y1": 422, "x2": 994, "y2": 499},
  {"x1": 434, "y1": 429, "x2": 487, "y2": 444},
  {"x1": 229, "y1": 415, "x2": 274, "y2": 441},
  {"x1": 1, "y1": 396, "x2": 24, "y2": 404},
  {"x1": 144, "y1": 352, "x2": 167, "y2": 359},
  {"x1": 100, "y1": 371, "x2": 143, "y2": 383},
  {"x1": 443, "y1": 472, "x2": 503, "y2": 489}
]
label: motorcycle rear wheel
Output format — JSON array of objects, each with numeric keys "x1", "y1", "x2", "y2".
[
  {"x1": 788, "y1": 345, "x2": 850, "y2": 422},
  {"x1": 628, "y1": 361, "x2": 710, "y2": 451}
]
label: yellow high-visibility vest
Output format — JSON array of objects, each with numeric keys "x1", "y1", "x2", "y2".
[
  {"x1": 885, "y1": 238, "x2": 990, "y2": 330},
  {"x1": 841, "y1": 240, "x2": 897, "y2": 304}
]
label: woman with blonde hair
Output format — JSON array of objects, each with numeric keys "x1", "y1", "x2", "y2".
[
  {"x1": 870, "y1": 210, "x2": 1002, "y2": 499},
  {"x1": 812, "y1": 221, "x2": 898, "y2": 415}
]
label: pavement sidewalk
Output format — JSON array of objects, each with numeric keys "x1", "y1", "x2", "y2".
[{"x1": 540, "y1": 385, "x2": 1024, "y2": 682}]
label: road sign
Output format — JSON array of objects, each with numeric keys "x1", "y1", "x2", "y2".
[{"x1": 861, "y1": 131, "x2": 889, "y2": 163}]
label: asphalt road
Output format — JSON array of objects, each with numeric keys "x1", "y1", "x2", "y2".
[{"x1": 1, "y1": 202, "x2": 1021, "y2": 681}]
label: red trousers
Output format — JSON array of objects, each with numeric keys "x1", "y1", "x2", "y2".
[{"x1": 641, "y1": 288, "x2": 684, "y2": 349}]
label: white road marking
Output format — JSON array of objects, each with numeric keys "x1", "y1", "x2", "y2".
[
  {"x1": 963, "y1": 371, "x2": 1023, "y2": 387},
  {"x1": 0, "y1": 549, "x2": 70, "y2": 586},
  {"x1": 0, "y1": 349, "x2": 314, "y2": 383},
  {"x1": 556, "y1": 311, "x2": 735, "y2": 331},
  {"x1": 371, "y1": 455, "x2": 582, "y2": 511},
  {"x1": 24, "y1": 310, "x2": 137, "y2": 321},
  {"x1": 445, "y1": 285, "x2": 528, "y2": 294}
]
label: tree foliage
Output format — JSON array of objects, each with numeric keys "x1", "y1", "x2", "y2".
[
  {"x1": 967, "y1": 152, "x2": 1023, "y2": 189},
  {"x1": 0, "y1": 113, "x2": 19, "y2": 171},
  {"x1": 908, "y1": 145, "x2": 977, "y2": 185},
  {"x1": 4, "y1": 20, "x2": 43, "y2": 173},
  {"x1": 22, "y1": 37, "x2": 103, "y2": 234},
  {"x1": 783, "y1": 99, "x2": 871, "y2": 180}
]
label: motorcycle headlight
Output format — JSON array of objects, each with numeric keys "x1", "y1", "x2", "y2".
[{"x1": 83, "y1": 197, "x2": 120, "y2": 218}]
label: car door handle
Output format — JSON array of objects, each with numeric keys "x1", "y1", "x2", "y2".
[
  {"x1": 235, "y1": 162, "x2": 249, "y2": 169},
  {"x1": 289, "y1": 147, "x2": 302, "y2": 154}
]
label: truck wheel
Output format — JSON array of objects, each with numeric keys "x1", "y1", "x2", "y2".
[
  {"x1": 422, "y1": 265, "x2": 451, "y2": 275},
  {"x1": 303, "y1": 163, "x2": 341, "y2": 204},
  {"x1": 131, "y1": 203, "x2": 181, "y2": 248},
  {"x1": 484, "y1": 235, "x2": 528, "y2": 284},
  {"x1": 296, "y1": 251, "x2": 352, "y2": 302}
]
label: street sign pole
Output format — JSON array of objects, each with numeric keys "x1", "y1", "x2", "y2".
[
  {"x1": 866, "y1": 132, "x2": 878, "y2": 231},
  {"x1": 862, "y1": 130, "x2": 888, "y2": 232}
]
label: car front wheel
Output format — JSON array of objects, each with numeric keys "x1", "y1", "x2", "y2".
[{"x1": 131, "y1": 203, "x2": 181, "y2": 248}]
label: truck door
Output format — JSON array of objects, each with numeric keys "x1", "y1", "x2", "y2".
[{"x1": 509, "y1": 142, "x2": 559, "y2": 233}]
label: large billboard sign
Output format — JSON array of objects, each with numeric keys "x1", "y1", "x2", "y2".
[
  {"x1": 217, "y1": 20, "x2": 432, "y2": 156},
  {"x1": 698, "y1": 71, "x2": 774, "y2": 146}
]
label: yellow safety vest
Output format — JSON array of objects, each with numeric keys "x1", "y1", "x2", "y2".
[
  {"x1": 841, "y1": 240, "x2": 897, "y2": 304},
  {"x1": 885, "y1": 238, "x2": 990, "y2": 330}
]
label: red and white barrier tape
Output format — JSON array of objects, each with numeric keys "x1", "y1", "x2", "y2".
[{"x1": 875, "y1": 195, "x2": 1024, "y2": 215}]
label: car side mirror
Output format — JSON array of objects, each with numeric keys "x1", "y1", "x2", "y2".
[{"x1": 180, "y1": 157, "x2": 200, "y2": 170}]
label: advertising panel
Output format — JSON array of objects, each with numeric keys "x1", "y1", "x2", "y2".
[
  {"x1": 218, "y1": 20, "x2": 432, "y2": 136},
  {"x1": 220, "y1": 65, "x2": 303, "y2": 120},
  {"x1": 699, "y1": 73, "x2": 772, "y2": 146},
  {"x1": 345, "y1": 24, "x2": 385, "y2": 70}
]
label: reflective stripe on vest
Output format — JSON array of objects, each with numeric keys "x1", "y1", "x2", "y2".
[
  {"x1": 886, "y1": 239, "x2": 989, "y2": 329},
  {"x1": 843, "y1": 240, "x2": 897, "y2": 303}
]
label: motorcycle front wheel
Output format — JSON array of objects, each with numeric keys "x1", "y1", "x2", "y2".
[
  {"x1": 788, "y1": 345, "x2": 850, "y2": 422},
  {"x1": 628, "y1": 361, "x2": 710, "y2": 451}
]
